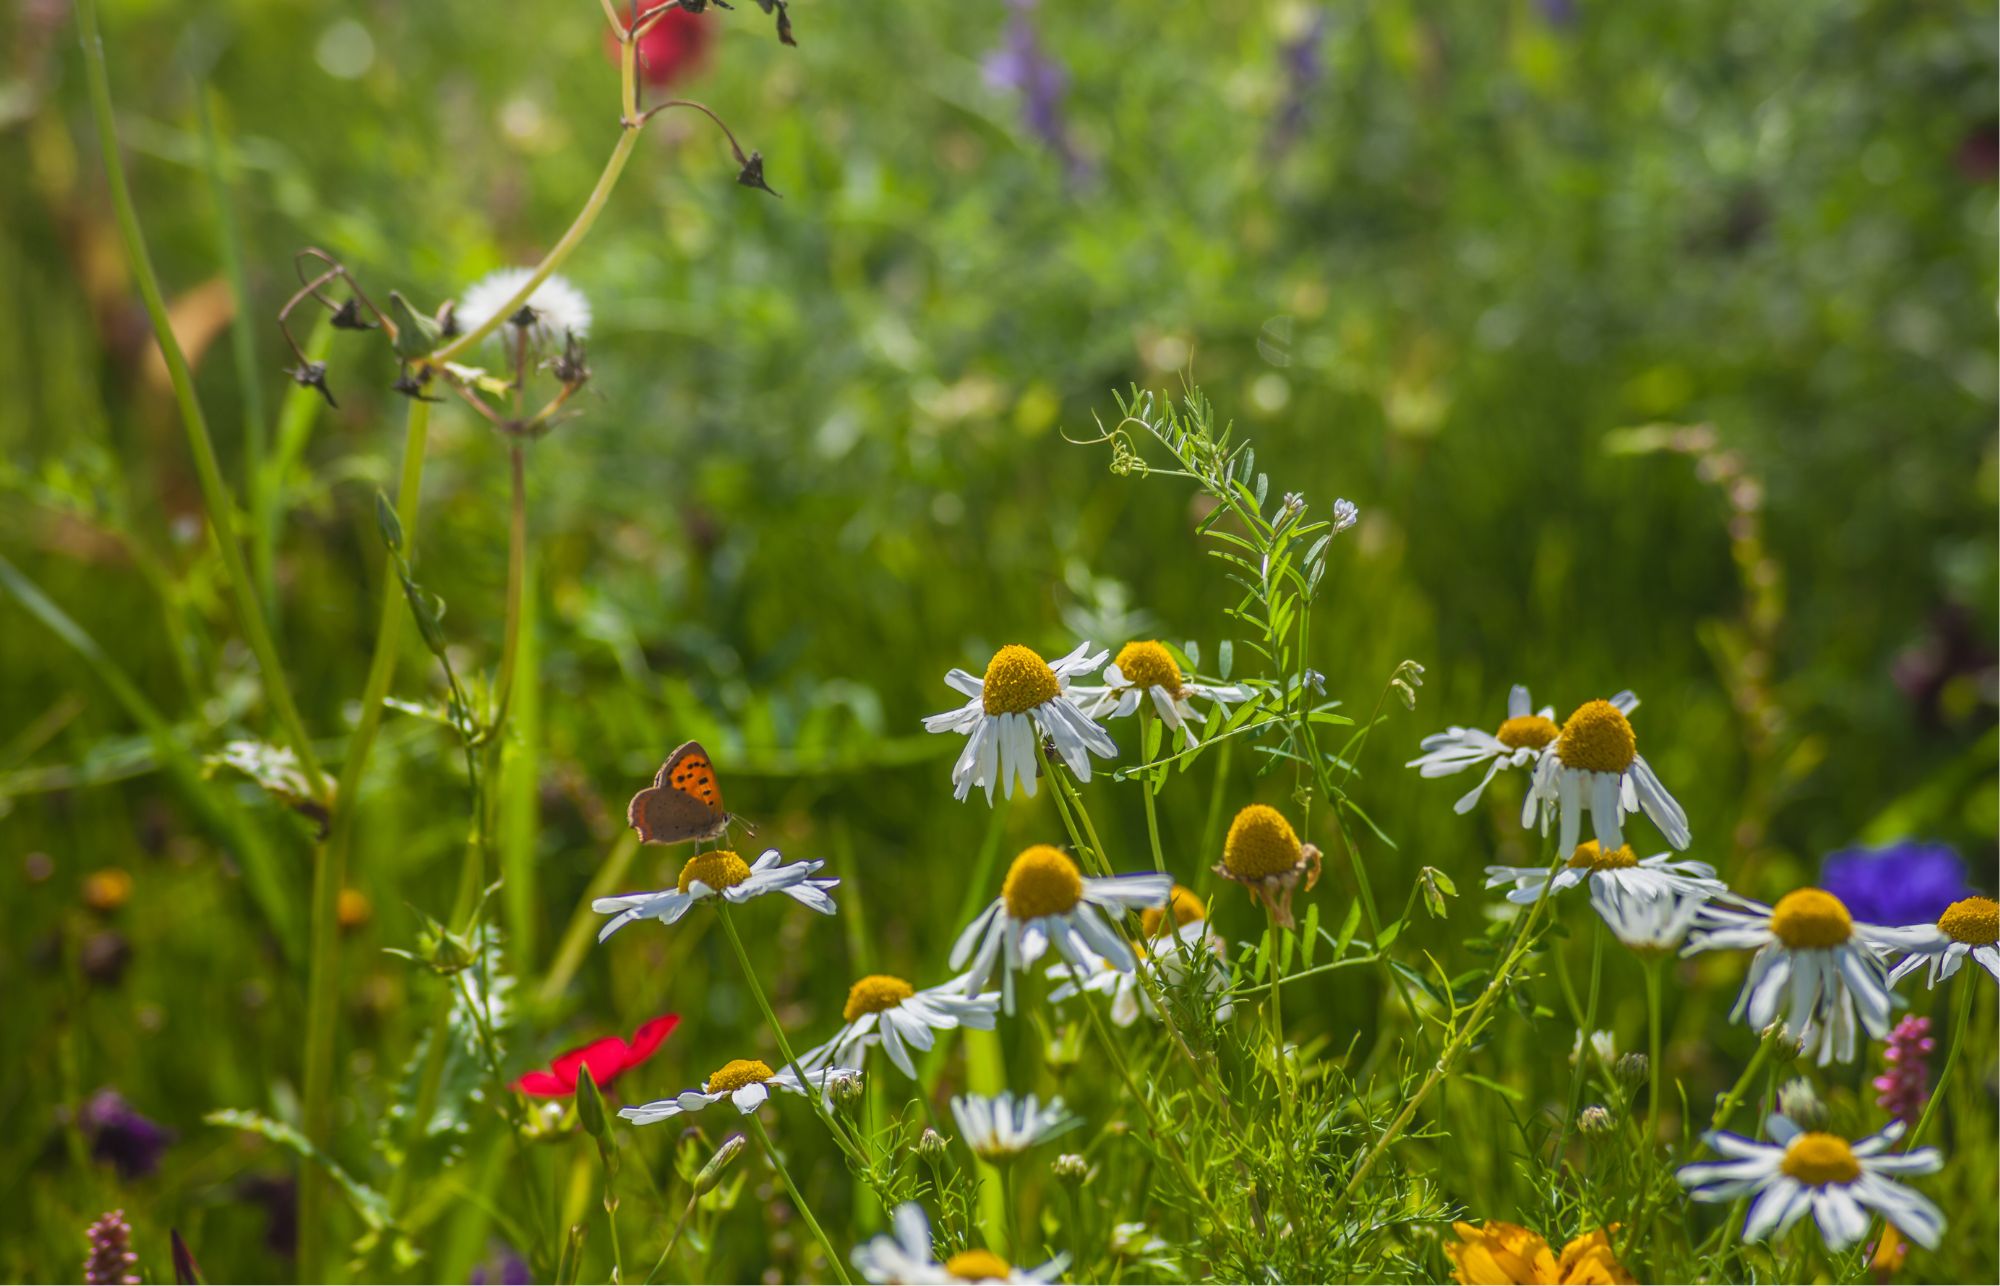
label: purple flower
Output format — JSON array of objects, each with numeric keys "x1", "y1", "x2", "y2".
[
  {"x1": 983, "y1": 0, "x2": 1089, "y2": 182},
  {"x1": 1819, "y1": 841, "x2": 1974, "y2": 927},
  {"x1": 1873, "y1": 1015, "x2": 1935, "y2": 1127},
  {"x1": 84, "y1": 1210, "x2": 139, "y2": 1285},
  {"x1": 82, "y1": 1090, "x2": 174, "y2": 1180},
  {"x1": 1267, "y1": 9, "x2": 1329, "y2": 157},
  {"x1": 471, "y1": 1247, "x2": 532, "y2": 1285}
]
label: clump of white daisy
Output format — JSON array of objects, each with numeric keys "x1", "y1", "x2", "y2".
[
  {"x1": 593, "y1": 848, "x2": 837, "y2": 940},
  {"x1": 1522, "y1": 691, "x2": 1691, "y2": 854},
  {"x1": 1408, "y1": 683, "x2": 1560, "y2": 814},
  {"x1": 619, "y1": 1056, "x2": 859, "y2": 1124},
  {"x1": 457, "y1": 266, "x2": 592, "y2": 350},
  {"x1": 853, "y1": 1202, "x2": 1067, "y2": 1284},
  {"x1": 949, "y1": 1090, "x2": 1079, "y2": 1163},
  {"x1": 798, "y1": 973, "x2": 999, "y2": 1078},
  {"x1": 922, "y1": 642, "x2": 1117, "y2": 802},
  {"x1": 1888, "y1": 894, "x2": 2000, "y2": 988},
  {"x1": 1071, "y1": 640, "x2": 1252, "y2": 749},
  {"x1": 1677, "y1": 1114, "x2": 1943, "y2": 1251}
]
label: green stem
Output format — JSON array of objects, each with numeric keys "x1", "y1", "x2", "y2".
[
  {"x1": 1557, "y1": 917, "x2": 1606, "y2": 1164},
  {"x1": 1000, "y1": 1162, "x2": 1020, "y2": 1262},
  {"x1": 299, "y1": 396, "x2": 432, "y2": 1277},
  {"x1": 1137, "y1": 708, "x2": 1169, "y2": 876},
  {"x1": 645, "y1": 1196, "x2": 699, "y2": 1284},
  {"x1": 1709, "y1": 1036, "x2": 1774, "y2": 1135},
  {"x1": 1907, "y1": 969, "x2": 1976, "y2": 1149},
  {"x1": 747, "y1": 1114, "x2": 853, "y2": 1286},
  {"x1": 77, "y1": 0, "x2": 325, "y2": 792},
  {"x1": 1644, "y1": 956, "x2": 1665, "y2": 1146}
]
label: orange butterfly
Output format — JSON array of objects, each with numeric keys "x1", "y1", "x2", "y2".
[{"x1": 627, "y1": 741, "x2": 738, "y2": 845}]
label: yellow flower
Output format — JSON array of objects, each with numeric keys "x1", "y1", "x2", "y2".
[{"x1": 1446, "y1": 1222, "x2": 1634, "y2": 1285}]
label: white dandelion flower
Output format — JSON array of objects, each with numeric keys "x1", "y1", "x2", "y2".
[
  {"x1": 949, "y1": 845, "x2": 1171, "y2": 1013},
  {"x1": 593, "y1": 848, "x2": 837, "y2": 940},
  {"x1": 1522, "y1": 691, "x2": 1691, "y2": 854},
  {"x1": 1484, "y1": 840, "x2": 1727, "y2": 926},
  {"x1": 1676, "y1": 1115, "x2": 1944, "y2": 1252},
  {"x1": 1069, "y1": 640, "x2": 1252, "y2": 749},
  {"x1": 949, "y1": 1090, "x2": 1080, "y2": 1163},
  {"x1": 457, "y1": 267, "x2": 592, "y2": 349},
  {"x1": 853, "y1": 1202, "x2": 1068, "y2": 1284},
  {"x1": 1407, "y1": 684, "x2": 1559, "y2": 815},
  {"x1": 619, "y1": 1057, "x2": 858, "y2": 1125},
  {"x1": 1887, "y1": 895, "x2": 2000, "y2": 988},
  {"x1": 922, "y1": 642, "x2": 1117, "y2": 803},
  {"x1": 1682, "y1": 889, "x2": 1931, "y2": 1065},
  {"x1": 798, "y1": 974, "x2": 1000, "y2": 1078}
]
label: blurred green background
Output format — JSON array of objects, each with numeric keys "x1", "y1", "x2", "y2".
[{"x1": 2, "y1": 0, "x2": 1995, "y2": 1280}]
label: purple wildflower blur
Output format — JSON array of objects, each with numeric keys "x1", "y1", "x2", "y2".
[
  {"x1": 1818, "y1": 841, "x2": 1973, "y2": 927},
  {"x1": 983, "y1": 0, "x2": 1089, "y2": 182},
  {"x1": 82, "y1": 1089, "x2": 174, "y2": 1180}
]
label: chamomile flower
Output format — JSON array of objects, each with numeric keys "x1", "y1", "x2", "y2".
[
  {"x1": 1046, "y1": 919, "x2": 1234, "y2": 1027},
  {"x1": 1682, "y1": 889, "x2": 1929, "y2": 1065},
  {"x1": 799, "y1": 974, "x2": 1000, "y2": 1078},
  {"x1": 457, "y1": 267, "x2": 592, "y2": 350},
  {"x1": 949, "y1": 845, "x2": 1172, "y2": 1012},
  {"x1": 923, "y1": 643, "x2": 1117, "y2": 803},
  {"x1": 1213, "y1": 804, "x2": 1321, "y2": 929},
  {"x1": 1523, "y1": 692, "x2": 1691, "y2": 855},
  {"x1": 1676, "y1": 1115, "x2": 1944, "y2": 1252},
  {"x1": 1597, "y1": 890, "x2": 1707, "y2": 956},
  {"x1": 593, "y1": 848, "x2": 837, "y2": 941},
  {"x1": 619, "y1": 1056, "x2": 859, "y2": 1125},
  {"x1": 1071, "y1": 641, "x2": 1253, "y2": 748},
  {"x1": 1484, "y1": 840, "x2": 1726, "y2": 923},
  {"x1": 1408, "y1": 684, "x2": 1560, "y2": 814},
  {"x1": 1887, "y1": 895, "x2": 2000, "y2": 988},
  {"x1": 853, "y1": 1202, "x2": 1068, "y2": 1284},
  {"x1": 950, "y1": 1090, "x2": 1080, "y2": 1162}
]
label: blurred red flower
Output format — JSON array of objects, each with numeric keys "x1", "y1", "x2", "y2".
[
  {"x1": 514, "y1": 1014, "x2": 680, "y2": 1097},
  {"x1": 608, "y1": 3, "x2": 713, "y2": 88}
]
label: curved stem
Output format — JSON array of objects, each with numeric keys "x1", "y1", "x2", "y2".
[
  {"x1": 1908, "y1": 970, "x2": 1976, "y2": 1148},
  {"x1": 1557, "y1": 917, "x2": 1606, "y2": 1164},
  {"x1": 747, "y1": 1114, "x2": 853, "y2": 1286}
]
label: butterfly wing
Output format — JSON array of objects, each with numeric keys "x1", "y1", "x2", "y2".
[{"x1": 628, "y1": 741, "x2": 731, "y2": 844}]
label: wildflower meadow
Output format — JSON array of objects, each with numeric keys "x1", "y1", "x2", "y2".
[{"x1": 3, "y1": 1, "x2": 1996, "y2": 1283}]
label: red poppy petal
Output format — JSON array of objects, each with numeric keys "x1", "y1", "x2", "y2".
[
  {"x1": 625, "y1": 1014, "x2": 681, "y2": 1067},
  {"x1": 550, "y1": 1035, "x2": 634, "y2": 1086},
  {"x1": 514, "y1": 1070, "x2": 570, "y2": 1097}
]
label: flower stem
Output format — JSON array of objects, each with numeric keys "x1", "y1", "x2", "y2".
[
  {"x1": 1644, "y1": 956, "x2": 1666, "y2": 1146},
  {"x1": 1137, "y1": 708, "x2": 1169, "y2": 876},
  {"x1": 1557, "y1": 916, "x2": 1607, "y2": 1164},
  {"x1": 747, "y1": 1114, "x2": 853, "y2": 1286},
  {"x1": 1907, "y1": 968, "x2": 1976, "y2": 1148}
]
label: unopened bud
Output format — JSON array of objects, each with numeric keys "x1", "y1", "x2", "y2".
[
  {"x1": 1614, "y1": 1052, "x2": 1649, "y2": 1087},
  {"x1": 916, "y1": 1128, "x2": 947, "y2": 1164},
  {"x1": 575, "y1": 1065, "x2": 610, "y2": 1143},
  {"x1": 1578, "y1": 1105, "x2": 1613, "y2": 1136},
  {"x1": 695, "y1": 1134, "x2": 747, "y2": 1196},
  {"x1": 829, "y1": 1070, "x2": 864, "y2": 1111},
  {"x1": 1776, "y1": 1078, "x2": 1828, "y2": 1131},
  {"x1": 1052, "y1": 1153, "x2": 1089, "y2": 1186}
]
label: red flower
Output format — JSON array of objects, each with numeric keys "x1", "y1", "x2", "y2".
[
  {"x1": 607, "y1": 3, "x2": 713, "y2": 88},
  {"x1": 514, "y1": 1014, "x2": 680, "y2": 1097}
]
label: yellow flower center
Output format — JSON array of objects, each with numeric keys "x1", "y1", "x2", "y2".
[
  {"x1": 337, "y1": 887, "x2": 374, "y2": 929},
  {"x1": 677, "y1": 850, "x2": 752, "y2": 894},
  {"x1": 1938, "y1": 896, "x2": 1999, "y2": 945},
  {"x1": 843, "y1": 974, "x2": 916, "y2": 1021},
  {"x1": 1141, "y1": 884, "x2": 1207, "y2": 938},
  {"x1": 1769, "y1": 888, "x2": 1853, "y2": 949},
  {"x1": 944, "y1": 1250, "x2": 1013, "y2": 1282},
  {"x1": 82, "y1": 868, "x2": 133, "y2": 913},
  {"x1": 1224, "y1": 804, "x2": 1302, "y2": 879},
  {"x1": 981, "y1": 644, "x2": 1060, "y2": 715},
  {"x1": 1556, "y1": 700, "x2": 1638, "y2": 774},
  {"x1": 1002, "y1": 845, "x2": 1084, "y2": 919},
  {"x1": 704, "y1": 1058, "x2": 774, "y2": 1095},
  {"x1": 1567, "y1": 840, "x2": 1640, "y2": 871},
  {"x1": 1495, "y1": 714, "x2": 1559, "y2": 751},
  {"x1": 1779, "y1": 1133, "x2": 1861, "y2": 1186},
  {"x1": 1114, "y1": 640, "x2": 1183, "y2": 696}
]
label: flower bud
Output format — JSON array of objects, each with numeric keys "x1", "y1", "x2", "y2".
[
  {"x1": 1614, "y1": 1052, "x2": 1649, "y2": 1087},
  {"x1": 1776, "y1": 1078, "x2": 1829, "y2": 1131},
  {"x1": 695, "y1": 1134, "x2": 747, "y2": 1196},
  {"x1": 575, "y1": 1065, "x2": 611, "y2": 1144},
  {"x1": 1577, "y1": 1105, "x2": 1614, "y2": 1136},
  {"x1": 916, "y1": 1127, "x2": 948, "y2": 1165},
  {"x1": 1052, "y1": 1153, "x2": 1090, "y2": 1186},
  {"x1": 828, "y1": 1070, "x2": 865, "y2": 1112}
]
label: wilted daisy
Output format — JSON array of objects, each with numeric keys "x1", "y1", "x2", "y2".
[
  {"x1": 1676, "y1": 1115, "x2": 1943, "y2": 1251},
  {"x1": 1213, "y1": 804, "x2": 1321, "y2": 929},
  {"x1": 619, "y1": 1056, "x2": 860, "y2": 1124},
  {"x1": 1071, "y1": 640, "x2": 1252, "y2": 748},
  {"x1": 923, "y1": 642, "x2": 1117, "y2": 802},
  {"x1": 949, "y1": 1090, "x2": 1079, "y2": 1162},
  {"x1": 949, "y1": 845, "x2": 1172, "y2": 1011},
  {"x1": 1485, "y1": 840, "x2": 1726, "y2": 922},
  {"x1": 593, "y1": 848, "x2": 837, "y2": 940},
  {"x1": 1887, "y1": 894, "x2": 2000, "y2": 987},
  {"x1": 799, "y1": 974, "x2": 1000, "y2": 1078},
  {"x1": 1683, "y1": 889, "x2": 1927, "y2": 1064},
  {"x1": 1598, "y1": 890, "x2": 1707, "y2": 956},
  {"x1": 1408, "y1": 684, "x2": 1560, "y2": 814},
  {"x1": 457, "y1": 266, "x2": 592, "y2": 350},
  {"x1": 854, "y1": 1202, "x2": 1067, "y2": 1284},
  {"x1": 1047, "y1": 920, "x2": 1233, "y2": 1027},
  {"x1": 1523, "y1": 692, "x2": 1691, "y2": 855}
]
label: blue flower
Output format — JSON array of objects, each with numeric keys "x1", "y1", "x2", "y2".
[{"x1": 1818, "y1": 842, "x2": 1974, "y2": 927}]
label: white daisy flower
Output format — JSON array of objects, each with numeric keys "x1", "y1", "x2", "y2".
[
  {"x1": 799, "y1": 974, "x2": 1000, "y2": 1078},
  {"x1": 593, "y1": 848, "x2": 837, "y2": 941},
  {"x1": 1682, "y1": 889, "x2": 1931, "y2": 1065},
  {"x1": 1887, "y1": 895, "x2": 2000, "y2": 988},
  {"x1": 1484, "y1": 840, "x2": 1727, "y2": 924},
  {"x1": 1676, "y1": 1115, "x2": 1944, "y2": 1252},
  {"x1": 1407, "y1": 683, "x2": 1560, "y2": 814},
  {"x1": 853, "y1": 1202, "x2": 1067, "y2": 1284},
  {"x1": 619, "y1": 1056, "x2": 859, "y2": 1125},
  {"x1": 1597, "y1": 890, "x2": 1708, "y2": 956},
  {"x1": 922, "y1": 642, "x2": 1117, "y2": 803},
  {"x1": 949, "y1": 1090, "x2": 1079, "y2": 1163},
  {"x1": 456, "y1": 267, "x2": 592, "y2": 350},
  {"x1": 1570, "y1": 1029, "x2": 1618, "y2": 1068},
  {"x1": 949, "y1": 845, "x2": 1172, "y2": 1012},
  {"x1": 1522, "y1": 691, "x2": 1691, "y2": 854},
  {"x1": 1047, "y1": 919, "x2": 1235, "y2": 1027},
  {"x1": 1070, "y1": 640, "x2": 1253, "y2": 749}
]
